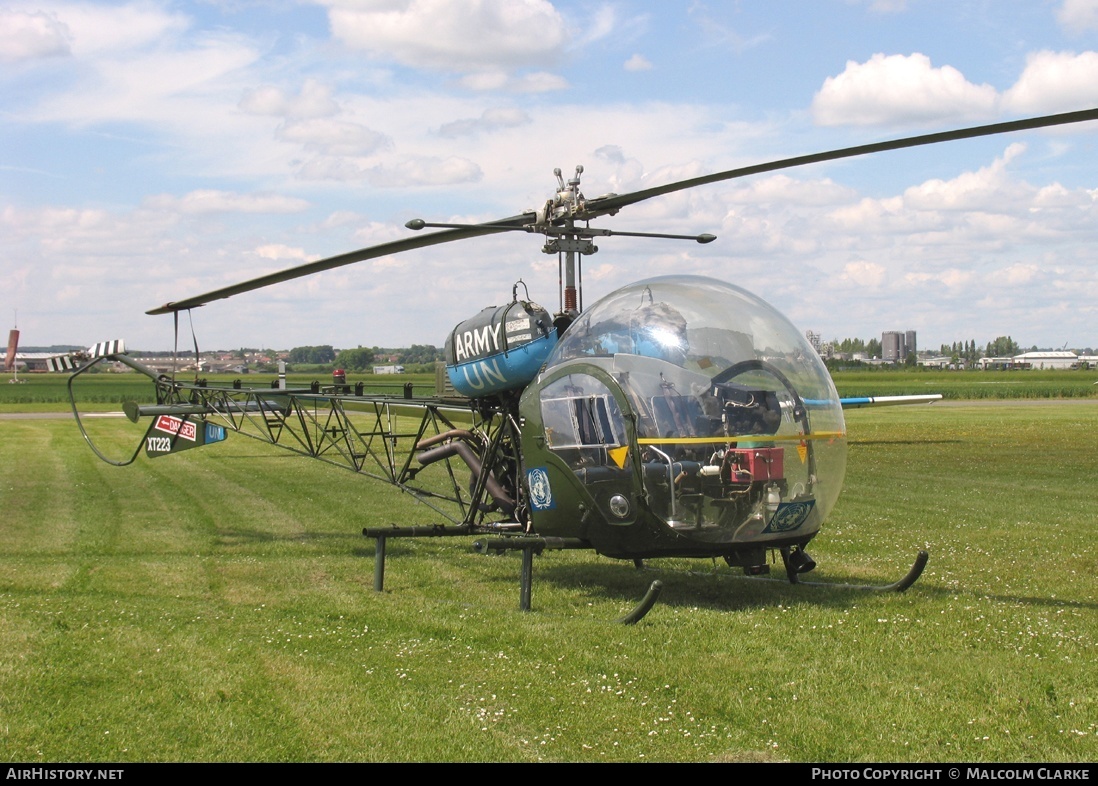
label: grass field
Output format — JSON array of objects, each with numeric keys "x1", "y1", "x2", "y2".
[{"x1": 1, "y1": 391, "x2": 1096, "y2": 761}]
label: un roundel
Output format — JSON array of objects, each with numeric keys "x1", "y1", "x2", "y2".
[
  {"x1": 768, "y1": 501, "x2": 815, "y2": 533},
  {"x1": 527, "y1": 468, "x2": 554, "y2": 511}
]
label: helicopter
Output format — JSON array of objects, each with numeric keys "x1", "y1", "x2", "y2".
[{"x1": 61, "y1": 107, "x2": 1098, "y2": 621}]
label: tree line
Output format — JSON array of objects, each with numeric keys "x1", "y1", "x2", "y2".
[
  {"x1": 826, "y1": 335, "x2": 1081, "y2": 365},
  {"x1": 935, "y1": 337, "x2": 1021, "y2": 365},
  {"x1": 286, "y1": 344, "x2": 444, "y2": 372}
]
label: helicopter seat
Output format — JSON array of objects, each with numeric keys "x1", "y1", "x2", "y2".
[
  {"x1": 642, "y1": 460, "x2": 702, "y2": 485},
  {"x1": 649, "y1": 393, "x2": 705, "y2": 439}
]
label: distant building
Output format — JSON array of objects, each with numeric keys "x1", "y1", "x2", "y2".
[
  {"x1": 919, "y1": 356, "x2": 952, "y2": 369},
  {"x1": 882, "y1": 332, "x2": 902, "y2": 361},
  {"x1": 805, "y1": 330, "x2": 834, "y2": 358},
  {"x1": 978, "y1": 352, "x2": 1081, "y2": 370},
  {"x1": 882, "y1": 330, "x2": 917, "y2": 362},
  {"x1": 1011, "y1": 351, "x2": 1078, "y2": 370},
  {"x1": 1, "y1": 352, "x2": 52, "y2": 372}
]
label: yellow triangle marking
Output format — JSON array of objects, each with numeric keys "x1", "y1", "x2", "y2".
[{"x1": 608, "y1": 446, "x2": 629, "y2": 469}]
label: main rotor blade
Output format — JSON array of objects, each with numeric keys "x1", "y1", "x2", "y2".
[
  {"x1": 147, "y1": 214, "x2": 532, "y2": 314},
  {"x1": 149, "y1": 108, "x2": 1097, "y2": 315},
  {"x1": 583, "y1": 108, "x2": 1098, "y2": 217}
]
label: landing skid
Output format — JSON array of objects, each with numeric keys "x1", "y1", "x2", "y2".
[
  {"x1": 365, "y1": 526, "x2": 666, "y2": 623},
  {"x1": 364, "y1": 525, "x2": 927, "y2": 623},
  {"x1": 615, "y1": 580, "x2": 663, "y2": 625},
  {"x1": 777, "y1": 548, "x2": 929, "y2": 592},
  {"x1": 471, "y1": 538, "x2": 666, "y2": 623}
]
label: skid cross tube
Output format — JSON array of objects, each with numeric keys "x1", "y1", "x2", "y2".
[{"x1": 363, "y1": 524, "x2": 475, "y2": 592}]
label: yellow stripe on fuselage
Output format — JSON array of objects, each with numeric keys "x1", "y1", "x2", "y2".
[{"x1": 638, "y1": 431, "x2": 845, "y2": 445}]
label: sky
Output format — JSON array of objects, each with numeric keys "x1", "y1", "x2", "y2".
[{"x1": 2, "y1": 0, "x2": 1098, "y2": 353}]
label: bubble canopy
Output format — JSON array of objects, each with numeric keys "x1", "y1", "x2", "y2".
[
  {"x1": 547, "y1": 276, "x2": 836, "y2": 397},
  {"x1": 539, "y1": 275, "x2": 847, "y2": 546}
]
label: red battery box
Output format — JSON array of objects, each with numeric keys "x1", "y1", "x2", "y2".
[{"x1": 728, "y1": 447, "x2": 784, "y2": 483}]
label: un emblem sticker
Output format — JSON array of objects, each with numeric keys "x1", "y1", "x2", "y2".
[
  {"x1": 527, "y1": 467, "x2": 555, "y2": 511},
  {"x1": 764, "y1": 499, "x2": 816, "y2": 533}
]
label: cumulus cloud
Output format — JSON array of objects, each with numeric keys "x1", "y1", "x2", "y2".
[
  {"x1": 297, "y1": 155, "x2": 482, "y2": 186},
  {"x1": 0, "y1": 9, "x2": 71, "y2": 62},
  {"x1": 239, "y1": 80, "x2": 340, "y2": 119},
  {"x1": 31, "y1": 2, "x2": 189, "y2": 58},
  {"x1": 322, "y1": 0, "x2": 567, "y2": 72},
  {"x1": 812, "y1": 48, "x2": 1098, "y2": 130},
  {"x1": 296, "y1": 158, "x2": 366, "y2": 182},
  {"x1": 481, "y1": 107, "x2": 532, "y2": 128},
  {"x1": 594, "y1": 144, "x2": 626, "y2": 164},
  {"x1": 998, "y1": 262, "x2": 1039, "y2": 285},
  {"x1": 812, "y1": 53, "x2": 997, "y2": 126},
  {"x1": 1, "y1": 203, "x2": 183, "y2": 266},
  {"x1": 254, "y1": 244, "x2": 311, "y2": 262},
  {"x1": 726, "y1": 175, "x2": 858, "y2": 208},
  {"x1": 575, "y1": 4, "x2": 618, "y2": 47},
  {"x1": 1001, "y1": 50, "x2": 1098, "y2": 113},
  {"x1": 318, "y1": 211, "x2": 366, "y2": 230},
  {"x1": 901, "y1": 144, "x2": 1029, "y2": 211},
  {"x1": 21, "y1": 35, "x2": 260, "y2": 130},
  {"x1": 624, "y1": 53, "x2": 652, "y2": 72},
  {"x1": 144, "y1": 190, "x2": 310, "y2": 215},
  {"x1": 364, "y1": 156, "x2": 483, "y2": 187},
  {"x1": 508, "y1": 71, "x2": 569, "y2": 92},
  {"x1": 437, "y1": 107, "x2": 531, "y2": 137},
  {"x1": 1057, "y1": 0, "x2": 1098, "y2": 32},
  {"x1": 457, "y1": 70, "x2": 568, "y2": 92},
  {"x1": 933, "y1": 269, "x2": 973, "y2": 290},
  {"x1": 841, "y1": 260, "x2": 888, "y2": 288},
  {"x1": 276, "y1": 118, "x2": 391, "y2": 156}
]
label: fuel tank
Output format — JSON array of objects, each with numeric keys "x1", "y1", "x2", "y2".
[{"x1": 445, "y1": 300, "x2": 557, "y2": 398}]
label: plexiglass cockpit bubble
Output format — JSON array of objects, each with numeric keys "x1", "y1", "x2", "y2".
[{"x1": 541, "y1": 275, "x2": 846, "y2": 546}]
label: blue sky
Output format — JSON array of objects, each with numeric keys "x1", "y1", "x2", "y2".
[{"x1": 3, "y1": 0, "x2": 1097, "y2": 352}]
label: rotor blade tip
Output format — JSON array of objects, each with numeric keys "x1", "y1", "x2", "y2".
[{"x1": 405, "y1": 219, "x2": 426, "y2": 230}]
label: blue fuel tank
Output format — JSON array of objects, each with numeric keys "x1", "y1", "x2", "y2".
[{"x1": 445, "y1": 300, "x2": 557, "y2": 398}]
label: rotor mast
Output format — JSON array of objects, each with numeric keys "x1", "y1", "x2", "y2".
[
  {"x1": 404, "y1": 164, "x2": 715, "y2": 326},
  {"x1": 540, "y1": 166, "x2": 596, "y2": 318},
  {"x1": 534, "y1": 166, "x2": 715, "y2": 320}
]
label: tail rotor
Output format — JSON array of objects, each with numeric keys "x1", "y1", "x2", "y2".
[{"x1": 46, "y1": 340, "x2": 126, "y2": 372}]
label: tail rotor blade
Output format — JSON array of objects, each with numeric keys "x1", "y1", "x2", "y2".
[{"x1": 46, "y1": 339, "x2": 127, "y2": 373}]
